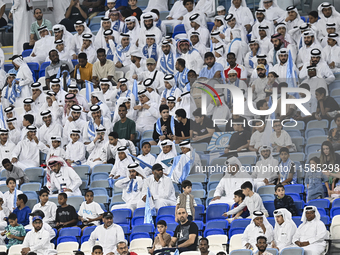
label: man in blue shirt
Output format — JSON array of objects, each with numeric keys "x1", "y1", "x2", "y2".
[{"x1": 198, "y1": 52, "x2": 224, "y2": 79}]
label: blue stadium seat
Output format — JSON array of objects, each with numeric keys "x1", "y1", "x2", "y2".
[
  {"x1": 206, "y1": 220, "x2": 229, "y2": 233},
  {"x1": 286, "y1": 193, "x2": 302, "y2": 201},
  {"x1": 38, "y1": 69, "x2": 45, "y2": 78},
  {"x1": 207, "y1": 181, "x2": 219, "y2": 191},
  {"x1": 294, "y1": 201, "x2": 304, "y2": 216},
  {"x1": 167, "y1": 222, "x2": 178, "y2": 232},
  {"x1": 59, "y1": 227, "x2": 81, "y2": 237},
  {"x1": 260, "y1": 194, "x2": 275, "y2": 201},
  {"x1": 305, "y1": 144, "x2": 321, "y2": 154},
  {"x1": 333, "y1": 198, "x2": 340, "y2": 208},
  {"x1": 263, "y1": 201, "x2": 275, "y2": 217},
  {"x1": 81, "y1": 235, "x2": 90, "y2": 243},
  {"x1": 90, "y1": 172, "x2": 109, "y2": 182},
  {"x1": 229, "y1": 249, "x2": 252, "y2": 255},
  {"x1": 130, "y1": 232, "x2": 150, "y2": 241},
  {"x1": 57, "y1": 236, "x2": 78, "y2": 245},
  {"x1": 111, "y1": 209, "x2": 132, "y2": 226},
  {"x1": 83, "y1": 225, "x2": 96, "y2": 236},
  {"x1": 331, "y1": 207, "x2": 340, "y2": 218},
  {"x1": 72, "y1": 59, "x2": 79, "y2": 67},
  {"x1": 156, "y1": 214, "x2": 176, "y2": 224},
  {"x1": 4, "y1": 64, "x2": 14, "y2": 72},
  {"x1": 285, "y1": 130, "x2": 301, "y2": 138},
  {"x1": 308, "y1": 199, "x2": 330, "y2": 210},
  {"x1": 204, "y1": 228, "x2": 224, "y2": 237},
  {"x1": 284, "y1": 184, "x2": 304, "y2": 194},
  {"x1": 23, "y1": 191, "x2": 38, "y2": 200},
  {"x1": 90, "y1": 180, "x2": 110, "y2": 189},
  {"x1": 192, "y1": 182, "x2": 204, "y2": 190},
  {"x1": 231, "y1": 219, "x2": 251, "y2": 229},
  {"x1": 131, "y1": 216, "x2": 144, "y2": 227},
  {"x1": 132, "y1": 224, "x2": 154, "y2": 238},
  {"x1": 133, "y1": 207, "x2": 145, "y2": 217},
  {"x1": 22, "y1": 49, "x2": 32, "y2": 57},
  {"x1": 207, "y1": 22, "x2": 214, "y2": 32},
  {"x1": 229, "y1": 228, "x2": 245, "y2": 238},
  {"x1": 317, "y1": 208, "x2": 327, "y2": 216},
  {"x1": 24, "y1": 167, "x2": 44, "y2": 183},
  {"x1": 257, "y1": 186, "x2": 275, "y2": 195},
  {"x1": 206, "y1": 203, "x2": 229, "y2": 222},
  {"x1": 280, "y1": 247, "x2": 304, "y2": 255},
  {"x1": 92, "y1": 164, "x2": 113, "y2": 173},
  {"x1": 187, "y1": 174, "x2": 207, "y2": 183},
  {"x1": 90, "y1": 187, "x2": 108, "y2": 196},
  {"x1": 20, "y1": 183, "x2": 41, "y2": 191},
  {"x1": 195, "y1": 205, "x2": 205, "y2": 221},
  {"x1": 305, "y1": 128, "x2": 326, "y2": 139},
  {"x1": 40, "y1": 61, "x2": 50, "y2": 70},
  {"x1": 158, "y1": 206, "x2": 175, "y2": 216},
  {"x1": 27, "y1": 62, "x2": 39, "y2": 78},
  {"x1": 193, "y1": 220, "x2": 203, "y2": 235},
  {"x1": 89, "y1": 23, "x2": 100, "y2": 32},
  {"x1": 292, "y1": 216, "x2": 302, "y2": 227},
  {"x1": 306, "y1": 120, "x2": 329, "y2": 130},
  {"x1": 73, "y1": 165, "x2": 90, "y2": 181},
  {"x1": 172, "y1": 24, "x2": 186, "y2": 38},
  {"x1": 321, "y1": 215, "x2": 330, "y2": 228},
  {"x1": 238, "y1": 155, "x2": 257, "y2": 165}
]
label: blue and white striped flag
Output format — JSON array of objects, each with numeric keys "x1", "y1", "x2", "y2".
[
  {"x1": 286, "y1": 50, "x2": 299, "y2": 99},
  {"x1": 0, "y1": 105, "x2": 6, "y2": 129},
  {"x1": 132, "y1": 79, "x2": 139, "y2": 105},
  {"x1": 144, "y1": 187, "x2": 156, "y2": 224},
  {"x1": 85, "y1": 80, "x2": 94, "y2": 103}
]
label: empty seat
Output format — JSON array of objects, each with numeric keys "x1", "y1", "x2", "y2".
[
  {"x1": 229, "y1": 234, "x2": 243, "y2": 252},
  {"x1": 257, "y1": 186, "x2": 275, "y2": 194},
  {"x1": 186, "y1": 174, "x2": 207, "y2": 183},
  {"x1": 67, "y1": 196, "x2": 85, "y2": 211},
  {"x1": 158, "y1": 206, "x2": 175, "y2": 216},
  {"x1": 206, "y1": 203, "x2": 229, "y2": 222},
  {"x1": 24, "y1": 167, "x2": 44, "y2": 182},
  {"x1": 73, "y1": 165, "x2": 90, "y2": 181},
  {"x1": 59, "y1": 227, "x2": 81, "y2": 237},
  {"x1": 206, "y1": 220, "x2": 228, "y2": 231},
  {"x1": 92, "y1": 164, "x2": 113, "y2": 173},
  {"x1": 280, "y1": 247, "x2": 304, "y2": 255},
  {"x1": 204, "y1": 228, "x2": 224, "y2": 237},
  {"x1": 20, "y1": 183, "x2": 41, "y2": 191},
  {"x1": 260, "y1": 194, "x2": 275, "y2": 201},
  {"x1": 231, "y1": 219, "x2": 251, "y2": 229},
  {"x1": 83, "y1": 226, "x2": 96, "y2": 236},
  {"x1": 90, "y1": 172, "x2": 109, "y2": 182},
  {"x1": 263, "y1": 201, "x2": 275, "y2": 217},
  {"x1": 155, "y1": 214, "x2": 176, "y2": 223},
  {"x1": 111, "y1": 208, "x2": 132, "y2": 226},
  {"x1": 130, "y1": 232, "x2": 150, "y2": 241},
  {"x1": 90, "y1": 180, "x2": 109, "y2": 188},
  {"x1": 306, "y1": 120, "x2": 329, "y2": 129},
  {"x1": 229, "y1": 249, "x2": 252, "y2": 255},
  {"x1": 57, "y1": 236, "x2": 78, "y2": 245}
]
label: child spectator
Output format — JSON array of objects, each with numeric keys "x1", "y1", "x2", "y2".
[
  {"x1": 155, "y1": 140, "x2": 178, "y2": 175},
  {"x1": 92, "y1": 246, "x2": 103, "y2": 255},
  {"x1": 0, "y1": 197, "x2": 9, "y2": 245},
  {"x1": 224, "y1": 181, "x2": 268, "y2": 217},
  {"x1": 31, "y1": 189, "x2": 57, "y2": 228},
  {"x1": 39, "y1": 136, "x2": 66, "y2": 163},
  {"x1": 226, "y1": 190, "x2": 250, "y2": 223},
  {"x1": 3, "y1": 177, "x2": 23, "y2": 212},
  {"x1": 13, "y1": 194, "x2": 31, "y2": 226},
  {"x1": 109, "y1": 146, "x2": 134, "y2": 179},
  {"x1": 270, "y1": 120, "x2": 297, "y2": 152},
  {"x1": 278, "y1": 147, "x2": 297, "y2": 185},
  {"x1": 55, "y1": 193, "x2": 78, "y2": 230},
  {"x1": 65, "y1": 129, "x2": 86, "y2": 166},
  {"x1": 328, "y1": 114, "x2": 340, "y2": 150},
  {"x1": 137, "y1": 141, "x2": 156, "y2": 177},
  {"x1": 128, "y1": 0, "x2": 142, "y2": 20},
  {"x1": 274, "y1": 184, "x2": 297, "y2": 216},
  {"x1": 149, "y1": 220, "x2": 171, "y2": 254},
  {"x1": 305, "y1": 157, "x2": 329, "y2": 202},
  {"x1": 1, "y1": 213, "x2": 26, "y2": 249},
  {"x1": 2, "y1": 159, "x2": 29, "y2": 187},
  {"x1": 78, "y1": 190, "x2": 104, "y2": 231},
  {"x1": 142, "y1": 35, "x2": 158, "y2": 61},
  {"x1": 175, "y1": 180, "x2": 197, "y2": 222}
]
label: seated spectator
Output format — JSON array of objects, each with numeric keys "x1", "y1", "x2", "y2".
[
  {"x1": 1, "y1": 213, "x2": 26, "y2": 249},
  {"x1": 252, "y1": 145, "x2": 279, "y2": 190},
  {"x1": 198, "y1": 238, "x2": 214, "y2": 255},
  {"x1": 40, "y1": 136, "x2": 66, "y2": 163},
  {"x1": 226, "y1": 189, "x2": 250, "y2": 223},
  {"x1": 109, "y1": 146, "x2": 134, "y2": 179},
  {"x1": 278, "y1": 148, "x2": 297, "y2": 185},
  {"x1": 305, "y1": 157, "x2": 329, "y2": 202},
  {"x1": 2, "y1": 159, "x2": 29, "y2": 187},
  {"x1": 175, "y1": 180, "x2": 196, "y2": 222},
  {"x1": 0, "y1": 197, "x2": 9, "y2": 245},
  {"x1": 3, "y1": 177, "x2": 23, "y2": 212},
  {"x1": 191, "y1": 108, "x2": 215, "y2": 144},
  {"x1": 223, "y1": 119, "x2": 251, "y2": 157},
  {"x1": 137, "y1": 142, "x2": 156, "y2": 177},
  {"x1": 174, "y1": 109, "x2": 190, "y2": 143},
  {"x1": 55, "y1": 193, "x2": 78, "y2": 230},
  {"x1": 74, "y1": 52, "x2": 93, "y2": 87},
  {"x1": 271, "y1": 208, "x2": 297, "y2": 251},
  {"x1": 248, "y1": 121, "x2": 266, "y2": 152},
  {"x1": 169, "y1": 208, "x2": 198, "y2": 252},
  {"x1": 31, "y1": 189, "x2": 57, "y2": 228},
  {"x1": 198, "y1": 52, "x2": 223, "y2": 79},
  {"x1": 328, "y1": 114, "x2": 340, "y2": 150},
  {"x1": 13, "y1": 194, "x2": 31, "y2": 226},
  {"x1": 78, "y1": 190, "x2": 104, "y2": 231},
  {"x1": 242, "y1": 211, "x2": 274, "y2": 252},
  {"x1": 85, "y1": 127, "x2": 108, "y2": 169},
  {"x1": 106, "y1": 132, "x2": 136, "y2": 164},
  {"x1": 211, "y1": 157, "x2": 252, "y2": 206},
  {"x1": 21, "y1": 216, "x2": 50, "y2": 255},
  {"x1": 155, "y1": 140, "x2": 178, "y2": 175},
  {"x1": 256, "y1": 236, "x2": 272, "y2": 255},
  {"x1": 80, "y1": 34, "x2": 97, "y2": 64},
  {"x1": 149, "y1": 220, "x2": 171, "y2": 254},
  {"x1": 92, "y1": 49, "x2": 115, "y2": 88},
  {"x1": 274, "y1": 184, "x2": 297, "y2": 216},
  {"x1": 138, "y1": 164, "x2": 177, "y2": 210},
  {"x1": 292, "y1": 206, "x2": 327, "y2": 255},
  {"x1": 152, "y1": 105, "x2": 175, "y2": 145},
  {"x1": 65, "y1": 129, "x2": 86, "y2": 166},
  {"x1": 84, "y1": 105, "x2": 111, "y2": 144},
  {"x1": 270, "y1": 120, "x2": 296, "y2": 152},
  {"x1": 24, "y1": 210, "x2": 55, "y2": 241},
  {"x1": 89, "y1": 212, "x2": 125, "y2": 255},
  {"x1": 60, "y1": 0, "x2": 88, "y2": 32},
  {"x1": 47, "y1": 156, "x2": 82, "y2": 197},
  {"x1": 113, "y1": 104, "x2": 136, "y2": 141}
]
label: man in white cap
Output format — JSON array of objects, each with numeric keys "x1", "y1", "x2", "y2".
[
  {"x1": 38, "y1": 110, "x2": 62, "y2": 147},
  {"x1": 138, "y1": 163, "x2": 177, "y2": 210},
  {"x1": 296, "y1": 31, "x2": 323, "y2": 70},
  {"x1": 322, "y1": 33, "x2": 340, "y2": 73},
  {"x1": 271, "y1": 208, "x2": 297, "y2": 251},
  {"x1": 292, "y1": 206, "x2": 327, "y2": 255},
  {"x1": 114, "y1": 33, "x2": 132, "y2": 74},
  {"x1": 12, "y1": 125, "x2": 41, "y2": 169},
  {"x1": 80, "y1": 33, "x2": 97, "y2": 64},
  {"x1": 134, "y1": 90, "x2": 159, "y2": 134},
  {"x1": 228, "y1": 0, "x2": 254, "y2": 32},
  {"x1": 90, "y1": 91, "x2": 111, "y2": 120},
  {"x1": 129, "y1": 49, "x2": 147, "y2": 83},
  {"x1": 0, "y1": 129, "x2": 16, "y2": 172},
  {"x1": 84, "y1": 105, "x2": 111, "y2": 144},
  {"x1": 217, "y1": 5, "x2": 226, "y2": 16},
  {"x1": 210, "y1": 157, "x2": 252, "y2": 206},
  {"x1": 242, "y1": 211, "x2": 274, "y2": 252},
  {"x1": 111, "y1": 162, "x2": 146, "y2": 212},
  {"x1": 298, "y1": 48, "x2": 335, "y2": 84},
  {"x1": 86, "y1": 126, "x2": 108, "y2": 169},
  {"x1": 63, "y1": 105, "x2": 87, "y2": 146},
  {"x1": 47, "y1": 156, "x2": 82, "y2": 197}
]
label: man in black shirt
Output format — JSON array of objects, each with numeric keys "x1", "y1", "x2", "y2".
[
  {"x1": 60, "y1": 0, "x2": 88, "y2": 32},
  {"x1": 190, "y1": 108, "x2": 215, "y2": 144},
  {"x1": 175, "y1": 109, "x2": 190, "y2": 143},
  {"x1": 315, "y1": 87, "x2": 340, "y2": 121},
  {"x1": 170, "y1": 208, "x2": 198, "y2": 252},
  {"x1": 152, "y1": 105, "x2": 175, "y2": 144}
]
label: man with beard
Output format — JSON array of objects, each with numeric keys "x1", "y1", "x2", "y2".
[
  {"x1": 323, "y1": 33, "x2": 340, "y2": 73},
  {"x1": 175, "y1": 39, "x2": 203, "y2": 74},
  {"x1": 271, "y1": 49, "x2": 299, "y2": 79},
  {"x1": 296, "y1": 31, "x2": 323, "y2": 69},
  {"x1": 299, "y1": 48, "x2": 335, "y2": 84},
  {"x1": 268, "y1": 33, "x2": 296, "y2": 66},
  {"x1": 256, "y1": 236, "x2": 273, "y2": 255},
  {"x1": 0, "y1": 129, "x2": 16, "y2": 172},
  {"x1": 174, "y1": 58, "x2": 190, "y2": 91},
  {"x1": 199, "y1": 238, "x2": 214, "y2": 255},
  {"x1": 138, "y1": 13, "x2": 162, "y2": 47},
  {"x1": 251, "y1": 8, "x2": 274, "y2": 40},
  {"x1": 244, "y1": 40, "x2": 261, "y2": 75},
  {"x1": 113, "y1": 104, "x2": 136, "y2": 141},
  {"x1": 129, "y1": 49, "x2": 147, "y2": 84},
  {"x1": 21, "y1": 216, "x2": 51, "y2": 255},
  {"x1": 38, "y1": 110, "x2": 62, "y2": 147},
  {"x1": 223, "y1": 52, "x2": 247, "y2": 80},
  {"x1": 250, "y1": 54, "x2": 272, "y2": 79},
  {"x1": 250, "y1": 65, "x2": 268, "y2": 103},
  {"x1": 301, "y1": 65, "x2": 328, "y2": 97},
  {"x1": 198, "y1": 52, "x2": 223, "y2": 79},
  {"x1": 125, "y1": 16, "x2": 139, "y2": 46},
  {"x1": 92, "y1": 48, "x2": 115, "y2": 87},
  {"x1": 157, "y1": 40, "x2": 176, "y2": 75},
  {"x1": 116, "y1": 241, "x2": 137, "y2": 255},
  {"x1": 169, "y1": 208, "x2": 198, "y2": 252}
]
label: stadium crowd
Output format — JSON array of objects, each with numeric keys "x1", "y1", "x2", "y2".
[{"x1": 0, "y1": 0, "x2": 339, "y2": 254}]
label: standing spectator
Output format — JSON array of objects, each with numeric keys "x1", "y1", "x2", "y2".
[
  {"x1": 0, "y1": 0, "x2": 7, "y2": 28},
  {"x1": 9, "y1": 0, "x2": 33, "y2": 55},
  {"x1": 60, "y1": 0, "x2": 88, "y2": 32},
  {"x1": 47, "y1": 0, "x2": 70, "y2": 23},
  {"x1": 175, "y1": 180, "x2": 196, "y2": 222},
  {"x1": 25, "y1": 8, "x2": 53, "y2": 50}
]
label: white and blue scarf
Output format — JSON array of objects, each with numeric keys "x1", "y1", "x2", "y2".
[
  {"x1": 8, "y1": 79, "x2": 21, "y2": 105},
  {"x1": 156, "y1": 116, "x2": 175, "y2": 135},
  {"x1": 228, "y1": 38, "x2": 241, "y2": 53},
  {"x1": 87, "y1": 116, "x2": 104, "y2": 141},
  {"x1": 159, "y1": 52, "x2": 175, "y2": 74},
  {"x1": 116, "y1": 43, "x2": 131, "y2": 64},
  {"x1": 143, "y1": 43, "x2": 158, "y2": 61},
  {"x1": 174, "y1": 68, "x2": 189, "y2": 91},
  {"x1": 162, "y1": 85, "x2": 177, "y2": 99},
  {"x1": 127, "y1": 179, "x2": 138, "y2": 193},
  {"x1": 112, "y1": 20, "x2": 121, "y2": 32},
  {"x1": 116, "y1": 89, "x2": 131, "y2": 101}
]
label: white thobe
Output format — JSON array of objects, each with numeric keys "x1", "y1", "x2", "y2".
[
  {"x1": 323, "y1": 44, "x2": 340, "y2": 73},
  {"x1": 12, "y1": 138, "x2": 41, "y2": 168},
  {"x1": 228, "y1": 6, "x2": 254, "y2": 27},
  {"x1": 263, "y1": 6, "x2": 285, "y2": 23},
  {"x1": 210, "y1": 171, "x2": 253, "y2": 206},
  {"x1": 138, "y1": 27, "x2": 162, "y2": 48},
  {"x1": 271, "y1": 62, "x2": 299, "y2": 80},
  {"x1": 83, "y1": 117, "x2": 112, "y2": 143},
  {"x1": 81, "y1": 46, "x2": 97, "y2": 64},
  {"x1": 274, "y1": 221, "x2": 297, "y2": 251},
  {"x1": 49, "y1": 165, "x2": 82, "y2": 197},
  {"x1": 25, "y1": 221, "x2": 55, "y2": 241},
  {"x1": 162, "y1": 0, "x2": 188, "y2": 28},
  {"x1": 137, "y1": 153, "x2": 156, "y2": 176},
  {"x1": 0, "y1": 141, "x2": 16, "y2": 171},
  {"x1": 301, "y1": 76, "x2": 328, "y2": 97},
  {"x1": 31, "y1": 201, "x2": 57, "y2": 226},
  {"x1": 182, "y1": 10, "x2": 195, "y2": 32},
  {"x1": 106, "y1": 139, "x2": 137, "y2": 160},
  {"x1": 15, "y1": 65, "x2": 34, "y2": 108},
  {"x1": 193, "y1": 0, "x2": 215, "y2": 17},
  {"x1": 24, "y1": 36, "x2": 54, "y2": 65},
  {"x1": 192, "y1": 42, "x2": 207, "y2": 59},
  {"x1": 267, "y1": 44, "x2": 297, "y2": 66},
  {"x1": 38, "y1": 122, "x2": 63, "y2": 147},
  {"x1": 109, "y1": 158, "x2": 131, "y2": 178},
  {"x1": 242, "y1": 224, "x2": 274, "y2": 252},
  {"x1": 47, "y1": 0, "x2": 69, "y2": 23},
  {"x1": 32, "y1": 93, "x2": 47, "y2": 114},
  {"x1": 135, "y1": 101, "x2": 159, "y2": 133},
  {"x1": 176, "y1": 50, "x2": 203, "y2": 74},
  {"x1": 3, "y1": 189, "x2": 23, "y2": 212},
  {"x1": 292, "y1": 219, "x2": 327, "y2": 255},
  {"x1": 113, "y1": 46, "x2": 132, "y2": 68},
  {"x1": 138, "y1": 175, "x2": 177, "y2": 209},
  {"x1": 296, "y1": 42, "x2": 323, "y2": 68},
  {"x1": 65, "y1": 141, "x2": 86, "y2": 166},
  {"x1": 299, "y1": 61, "x2": 335, "y2": 84},
  {"x1": 251, "y1": 20, "x2": 275, "y2": 40},
  {"x1": 141, "y1": 70, "x2": 165, "y2": 94},
  {"x1": 129, "y1": 59, "x2": 147, "y2": 82},
  {"x1": 187, "y1": 27, "x2": 210, "y2": 47},
  {"x1": 62, "y1": 118, "x2": 87, "y2": 146},
  {"x1": 89, "y1": 224, "x2": 125, "y2": 255},
  {"x1": 86, "y1": 140, "x2": 107, "y2": 169},
  {"x1": 22, "y1": 228, "x2": 52, "y2": 255},
  {"x1": 252, "y1": 158, "x2": 280, "y2": 190}
]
